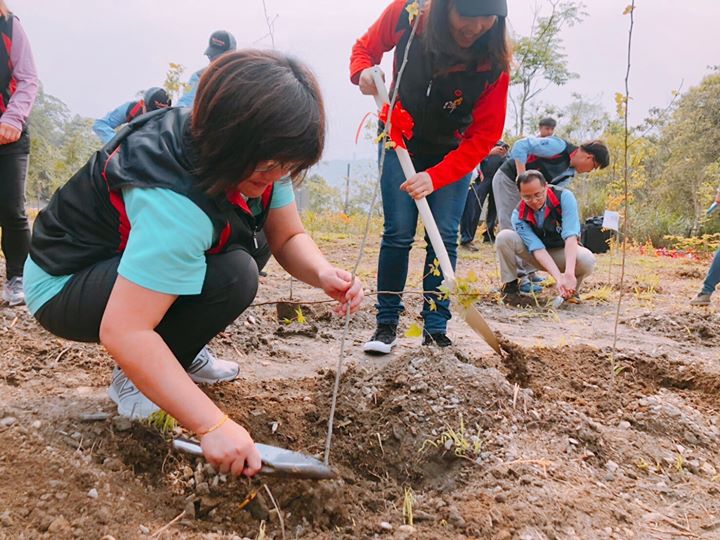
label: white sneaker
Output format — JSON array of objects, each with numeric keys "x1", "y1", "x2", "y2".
[
  {"x1": 186, "y1": 347, "x2": 240, "y2": 384},
  {"x1": 107, "y1": 367, "x2": 160, "y2": 420},
  {"x1": 2, "y1": 276, "x2": 25, "y2": 306}
]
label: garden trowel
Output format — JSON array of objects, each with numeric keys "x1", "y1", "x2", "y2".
[
  {"x1": 369, "y1": 67, "x2": 502, "y2": 355},
  {"x1": 173, "y1": 437, "x2": 337, "y2": 480}
]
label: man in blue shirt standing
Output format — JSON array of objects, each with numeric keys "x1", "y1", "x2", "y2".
[
  {"x1": 177, "y1": 30, "x2": 237, "y2": 108},
  {"x1": 495, "y1": 170, "x2": 596, "y2": 301}
]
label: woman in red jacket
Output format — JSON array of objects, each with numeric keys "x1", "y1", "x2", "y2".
[{"x1": 351, "y1": 0, "x2": 511, "y2": 353}]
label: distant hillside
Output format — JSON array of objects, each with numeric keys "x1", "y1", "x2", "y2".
[{"x1": 309, "y1": 158, "x2": 377, "y2": 189}]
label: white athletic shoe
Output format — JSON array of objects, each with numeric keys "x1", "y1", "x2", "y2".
[
  {"x1": 2, "y1": 276, "x2": 25, "y2": 306},
  {"x1": 107, "y1": 367, "x2": 160, "y2": 420},
  {"x1": 186, "y1": 347, "x2": 240, "y2": 384}
]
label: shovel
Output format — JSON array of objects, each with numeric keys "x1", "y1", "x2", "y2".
[
  {"x1": 173, "y1": 437, "x2": 337, "y2": 480},
  {"x1": 369, "y1": 67, "x2": 502, "y2": 355}
]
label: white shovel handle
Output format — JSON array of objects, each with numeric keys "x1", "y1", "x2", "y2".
[{"x1": 370, "y1": 67, "x2": 455, "y2": 282}]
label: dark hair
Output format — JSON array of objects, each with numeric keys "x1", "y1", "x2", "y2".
[
  {"x1": 516, "y1": 170, "x2": 547, "y2": 189},
  {"x1": 539, "y1": 117, "x2": 557, "y2": 129},
  {"x1": 423, "y1": 0, "x2": 512, "y2": 72},
  {"x1": 580, "y1": 140, "x2": 610, "y2": 169},
  {"x1": 191, "y1": 50, "x2": 326, "y2": 195}
]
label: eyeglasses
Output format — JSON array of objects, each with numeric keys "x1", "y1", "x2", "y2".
[{"x1": 520, "y1": 192, "x2": 547, "y2": 203}]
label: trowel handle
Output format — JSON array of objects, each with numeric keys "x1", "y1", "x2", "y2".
[{"x1": 369, "y1": 67, "x2": 455, "y2": 282}]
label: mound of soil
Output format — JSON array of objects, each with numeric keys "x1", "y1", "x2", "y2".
[{"x1": 623, "y1": 310, "x2": 720, "y2": 345}]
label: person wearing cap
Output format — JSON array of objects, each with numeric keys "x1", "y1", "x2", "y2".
[
  {"x1": 351, "y1": 0, "x2": 511, "y2": 353},
  {"x1": 459, "y1": 139, "x2": 509, "y2": 250},
  {"x1": 0, "y1": 1, "x2": 38, "y2": 307},
  {"x1": 177, "y1": 30, "x2": 237, "y2": 108},
  {"x1": 496, "y1": 170, "x2": 595, "y2": 302},
  {"x1": 93, "y1": 87, "x2": 171, "y2": 144},
  {"x1": 538, "y1": 117, "x2": 556, "y2": 137}
]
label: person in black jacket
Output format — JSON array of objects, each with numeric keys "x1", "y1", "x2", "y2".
[
  {"x1": 459, "y1": 139, "x2": 508, "y2": 250},
  {"x1": 24, "y1": 50, "x2": 363, "y2": 479}
]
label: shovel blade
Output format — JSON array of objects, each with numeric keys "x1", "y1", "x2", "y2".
[
  {"x1": 458, "y1": 304, "x2": 502, "y2": 354},
  {"x1": 172, "y1": 438, "x2": 337, "y2": 480}
]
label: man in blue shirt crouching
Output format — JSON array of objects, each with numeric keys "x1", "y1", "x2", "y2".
[{"x1": 496, "y1": 170, "x2": 595, "y2": 302}]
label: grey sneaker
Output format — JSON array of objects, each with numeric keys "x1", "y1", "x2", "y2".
[
  {"x1": 186, "y1": 347, "x2": 240, "y2": 384},
  {"x1": 107, "y1": 367, "x2": 160, "y2": 420},
  {"x1": 2, "y1": 276, "x2": 25, "y2": 306},
  {"x1": 690, "y1": 293, "x2": 712, "y2": 307}
]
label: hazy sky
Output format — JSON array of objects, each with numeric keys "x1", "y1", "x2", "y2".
[{"x1": 15, "y1": 0, "x2": 720, "y2": 160}]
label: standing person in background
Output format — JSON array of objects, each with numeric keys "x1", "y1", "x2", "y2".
[
  {"x1": 459, "y1": 139, "x2": 508, "y2": 250},
  {"x1": 93, "y1": 87, "x2": 171, "y2": 144},
  {"x1": 0, "y1": 1, "x2": 38, "y2": 306},
  {"x1": 538, "y1": 116, "x2": 556, "y2": 137},
  {"x1": 351, "y1": 0, "x2": 511, "y2": 353},
  {"x1": 177, "y1": 30, "x2": 237, "y2": 108},
  {"x1": 690, "y1": 189, "x2": 720, "y2": 307}
]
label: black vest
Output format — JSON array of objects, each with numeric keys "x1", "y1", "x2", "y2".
[
  {"x1": 0, "y1": 14, "x2": 29, "y2": 155},
  {"x1": 389, "y1": 1, "x2": 503, "y2": 156},
  {"x1": 500, "y1": 139, "x2": 577, "y2": 185},
  {"x1": 30, "y1": 108, "x2": 273, "y2": 276},
  {"x1": 517, "y1": 186, "x2": 565, "y2": 249},
  {"x1": 124, "y1": 100, "x2": 145, "y2": 123}
]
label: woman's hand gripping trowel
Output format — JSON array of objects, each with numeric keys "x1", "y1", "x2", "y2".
[
  {"x1": 369, "y1": 67, "x2": 502, "y2": 355},
  {"x1": 173, "y1": 438, "x2": 337, "y2": 480}
]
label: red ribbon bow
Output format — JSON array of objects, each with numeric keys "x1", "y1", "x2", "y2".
[{"x1": 379, "y1": 101, "x2": 414, "y2": 149}]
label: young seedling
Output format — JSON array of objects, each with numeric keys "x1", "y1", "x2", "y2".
[
  {"x1": 145, "y1": 410, "x2": 177, "y2": 436},
  {"x1": 402, "y1": 487, "x2": 415, "y2": 526}
]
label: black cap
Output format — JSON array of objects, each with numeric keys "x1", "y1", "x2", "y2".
[
  {"x1": 454, "y1": 0, "x2": 508, "y2": 17},
  {"x1": 204, "y1": 30, "x2": 237, "y2": 60},
  {"x1": 496, "y1": 140, "x2": 509, "y2": 149},
  {"x1": 143, "y1": 87, "x2": 171, "y2": 111}
]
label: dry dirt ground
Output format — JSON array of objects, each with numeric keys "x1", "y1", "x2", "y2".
[{"x1": 1, "y1": 232, "x2": 720, "y2": 540}]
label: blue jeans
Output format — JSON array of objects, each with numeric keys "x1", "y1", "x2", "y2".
[
  {"x1": 376, "y1": 148, "x2": 471, "y2": 334},
  {"x1": 702, "y1": 248, "x2": 720, "y2": 295}
]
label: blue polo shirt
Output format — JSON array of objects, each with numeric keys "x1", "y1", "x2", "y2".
[{"x1": 511, "y1": 188, "x2": 581, "y2": 253}]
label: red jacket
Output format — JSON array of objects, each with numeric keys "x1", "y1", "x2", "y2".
[{"x1": 350, "y1": 0, "x2": 509, "y2": 190}]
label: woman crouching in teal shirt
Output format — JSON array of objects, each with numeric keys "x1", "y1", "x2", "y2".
[{"x1": 24, "y1": 50, "x2": 363, "y2": 478}]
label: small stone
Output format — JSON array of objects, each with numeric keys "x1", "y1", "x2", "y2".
[
  {"x1": 448, "y1": 506, "x2": 466, "y2": 528},
  {"x1": 103, "y1": 457, "x2": 124, "y2": 471},
  {"x1": 379, "y1": 521, "x2": 393, "y2": 531},
  {"x1": 70, "y1": 431, "x2": 82, "y2": 440},
  {"x1": 87, "y1": 488, "x2": 99, "y2": 499},
  {"x1": 31, "y1": 420, "x2": 42, "y2": 429},
  {"x1": 0, "y1": 511, "x2": 12, "y2": 527},
  {"x1": 618, "y1": 421, "x2": 631, "y2": 430},
  {"x1": 0, "y1": 417, "x2": 17, "y2": 428},
  {"x1": 606, "y1": 460, "x2": 619, "y2": 474},
  {"x1": 139, "y1": 524, "x2": 150, "y2": 534},
  {"x1": 397, "y1": 525, "x2": 416, "y2": 537},
  {"x1": 99, "y1": 536, "x2": 117, "y2": 540},
  {"x1": 195, "y1": 482, "x2": 210, "y2": 496},
  {"x1": 112, "y1": 416, "x2": 132, "y2": 432},
  {"x1": 48, "y1": 516, "x2": 71, "y2": 534},
  {"x1": 184, "y1": 499, "x2": 197, "y2": 519}
]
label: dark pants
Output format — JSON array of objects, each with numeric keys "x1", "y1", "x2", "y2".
[
  {"x1": 35, "y1": 243, "x2": 269, "y2": 369},
  {"x1": 0, "y1": 153, "x2": 30, "y2": 279},
  {"x1": 460, "y1": 178, "x2": 496, "y2": 244}
]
